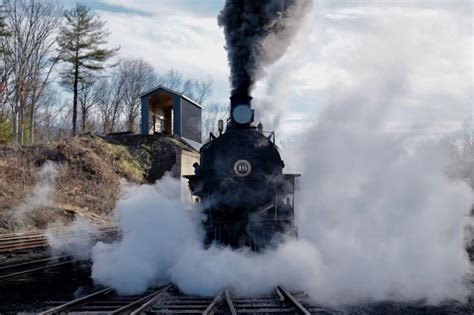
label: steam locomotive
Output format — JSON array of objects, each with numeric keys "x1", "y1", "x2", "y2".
[{"x1": 185, "y1": 94, "x2": 299, "y2": 250}]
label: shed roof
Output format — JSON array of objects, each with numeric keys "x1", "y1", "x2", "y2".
[{"x1": 139, "y1": 85, "x2": 203, "y2": 109}]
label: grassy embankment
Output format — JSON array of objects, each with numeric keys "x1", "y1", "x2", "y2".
[{"x1": 0, "y1": 134, "x2": 189, "y2": 233}]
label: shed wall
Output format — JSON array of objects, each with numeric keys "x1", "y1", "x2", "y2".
[{"x1": 181, "y1": 98, "x2": 202, "y2": 143}]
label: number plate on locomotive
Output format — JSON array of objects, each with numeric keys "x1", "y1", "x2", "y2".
[{"x1": 233, "y1": 159, "x2": 252, "y2": 177}]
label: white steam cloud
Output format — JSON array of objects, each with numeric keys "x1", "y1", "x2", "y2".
[
  {"x1": 91, "y1": 1, "x2": 472, "y2": 306},
  {"x1": 46, "y1": 218, "x2": 100, "y2": 260},
  {"x1": 91, "y1": 176, "x2": 201, "y2": 293},
  {"x1": 292, "y1": 113, "x2": 471, "y2": 303},
  {"x1": 91, "y1": 166, "x2": 470, "y2": 305},
  {"x1": 11, "y1": 161, "x2": 58, "y2": 229},
  {"x1": 91, "y1": 175, "x2": 325, "y2": 297}
]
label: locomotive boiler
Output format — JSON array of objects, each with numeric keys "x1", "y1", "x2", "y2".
[{"x1": 185, "y1": 93, "x2": 299, "y2": 250}]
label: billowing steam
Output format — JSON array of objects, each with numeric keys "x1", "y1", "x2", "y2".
[
  {"x1": 46, "y1": 218, "x2": 100, "y2": 260},
  {"x1": 90, "y1": 0, "x2": 472, "y2": 307},
  {"x1": 292, "y1": 114, "x2": 471, "y2": 303},
  {"x1": 91, "y1": 176, "x2": 202, "y2": 293},
  {"x1": 218, "y1": 0, "x2": 312, "y2": 97},
  {"x1": 91, "y1": 176, "x2": 324, "y2": 296},
  {"x1": 91, "y1": 165, "x2": 470, "y2": 304},
  {"x1": 11, "y1": 161, "x2": 58, "y2": 230}
]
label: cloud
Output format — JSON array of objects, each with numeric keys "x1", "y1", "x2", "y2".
[
  {"x1": 100, "y1": 0, "x2": 222, "y2": 18},
  {"x1": 66, "y1": 1, "x2": 470, "y2": 137},
  {"x1": 90, "y1": 1, "x2": 230, "y2": 103}
]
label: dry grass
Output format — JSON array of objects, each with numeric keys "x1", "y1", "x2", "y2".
[{"x1": 0, "y1": 135, "x2": 146, "y2": 233}]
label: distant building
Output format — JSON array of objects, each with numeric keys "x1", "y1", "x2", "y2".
[{"x1": 139, "y1": 85, "x2": 202, "y2": 145}]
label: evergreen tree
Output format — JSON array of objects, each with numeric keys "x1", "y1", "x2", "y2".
[{"x1": 57, "y1": 3, "x2": 118, "y2": 136}]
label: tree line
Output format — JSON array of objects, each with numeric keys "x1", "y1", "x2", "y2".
[{"x1": 0, "y1": 1, "x2": 216, "y2": 145}]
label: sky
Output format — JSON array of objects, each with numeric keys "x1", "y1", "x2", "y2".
[{"x1": 63, "y1": 0, "x2": 473, "y2": 139}]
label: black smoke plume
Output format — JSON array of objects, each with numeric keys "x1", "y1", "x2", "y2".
[{"x1": 218, "y1": 0, "x2": 312, "y2": 98}]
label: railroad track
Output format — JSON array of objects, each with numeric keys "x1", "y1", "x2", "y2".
[
  {"x1": 40, "y1": 283, "x2": 335, "y2": 314},
  {"x1": 0, "y1": 224, "x2": 118, "y2": 253},
  {"x1": 0, "y1": 254, "x2": 87, "y2": 281}
]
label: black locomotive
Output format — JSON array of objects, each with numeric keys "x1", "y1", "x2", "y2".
[{"x1": 185, "y1": 94, "x2": 299, "y2": 250}]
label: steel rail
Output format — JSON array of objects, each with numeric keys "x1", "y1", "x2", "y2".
[
  {"x1": 275, "y1": 286, "x2": 285, "y2": 301},
  {"x1": 40, "y1": 284, "x2": 322, "y2": 314},
  {"x1": 0, "y1": 230, "x2": 117, "y2": 246},
  {"x1": 0, "y1": 227, "x2": 68, "y2": 239},
  {"x1": 0, "y1": 255, "x2": 72, "y2": 271},
  {"x1": 0, "y1": 235, "x2": 48, "y2": 242},
  {"x1": 0, "y1": 239, "x2": 48, "y2": 250},
  {"x1": 0, "y1": 224, "x2": 118, "y2": 240},
  {"x1": 0, "y1": 229, "x2": 117, "y2": 243},
  {"x1": 109, "y1": 284, "x2": 170, "y2": 314},
  {"x1": 38, "y1": 287, "x2": 114, "y2": 315},
  {"x1": 0, "y1": 238, "x2": 49, "y2": 246},
  {"x1": 224, "y1": 290, "x2": 237, "y2": 315},
  {"x1": 0, "y1": 230, "x2": 118, "y2": 252},
  {"x1": 202, "y1": 291, "x2": 224, "y2": 315},
  {"x1": 0, "y1": 259, "x2": 85, "y2": 281},
  {"x1": 130, "y1": 283, "x2": 173, "y2": 315},
  {"x1": 39, "y1": 284, "x2": 172, "y2": 315},
  {"x1": 276, "y1": 286, "x2": 311, "y2": 315},
  {"x1": 0, "y1": 243, "x2": 49, "y2": 252}
]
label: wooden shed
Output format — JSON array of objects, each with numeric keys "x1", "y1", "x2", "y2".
[{"x1": 139, "y1": 85, "x2": 202, "y2": 144}]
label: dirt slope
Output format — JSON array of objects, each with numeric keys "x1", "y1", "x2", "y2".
[{"x1": 0, "y1": 134, "x2": 196, "y2": 233}]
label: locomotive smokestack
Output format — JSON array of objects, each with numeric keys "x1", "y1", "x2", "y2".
[
  {"x1": 230, "y1": 93, "x2": 252, "y2": 109},
  {"x1": 230, "y1": 93, "x2": 254, "y2": 125}
]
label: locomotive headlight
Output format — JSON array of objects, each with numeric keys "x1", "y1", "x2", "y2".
[
  {"x1": 232, "y1": 104, "x2": 253, "y2": 124},
  {"x1": 233, "y1": 159, "x2": 252, "y2": 177}
]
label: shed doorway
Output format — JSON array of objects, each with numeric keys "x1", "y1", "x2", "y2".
[{"x1": 149, "y1": 92, "x2": 173, "y2": 134}]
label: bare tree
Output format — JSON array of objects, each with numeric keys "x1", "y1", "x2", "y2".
[
  {"x1": 95, "y1": 73, "x2": 126, "y2": 134},
  {"x1": 160, "y1": 69, "x2": 213, "y2": 105},
  {"x1": 181, "y1": 78, "x2": 194, "y2": 98},
  {"x1": 3, "y1": 0, "x2": 62, "y2": 144},
  {"x1": 54, "y1": 104, "x2": 72, "y2": 140},
  {"x1": 161, "y1": 69, "x2": 182, "y2": 91},
  {"x1": 94, "y1": 78, "x2": 112, "y2": 134},
  {"x1": 453, "y1": 120, "x2": 474, "y2": 189},
  {"x1": 193, "y1": 77, "x2": 213, "y2": 104},
  {"x1": 447, "y1": 119, "x2": 474, "y2": 213},
  {"x1": 32, "y1": 85, "x2": 61, "y2": 142},
  {"x1": 77, "y1": 73, "x2": 100, "y2": 133},
  {"x1": 202, "y1": 102, "x2": 228, "y2": 139},
  {"x1": 118, "y1": 58, "x2": 156, "y2": 132},
  {"x1": 107, "y1": 72, "x2": 127, "y2": 133},
  {"x1": 0, "y1": 4, "x2": 10, "y2": 117}
]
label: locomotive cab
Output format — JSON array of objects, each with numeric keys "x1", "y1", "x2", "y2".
[{"x1": 185, "y1": 94, "x2": 299, "y2": 250}]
